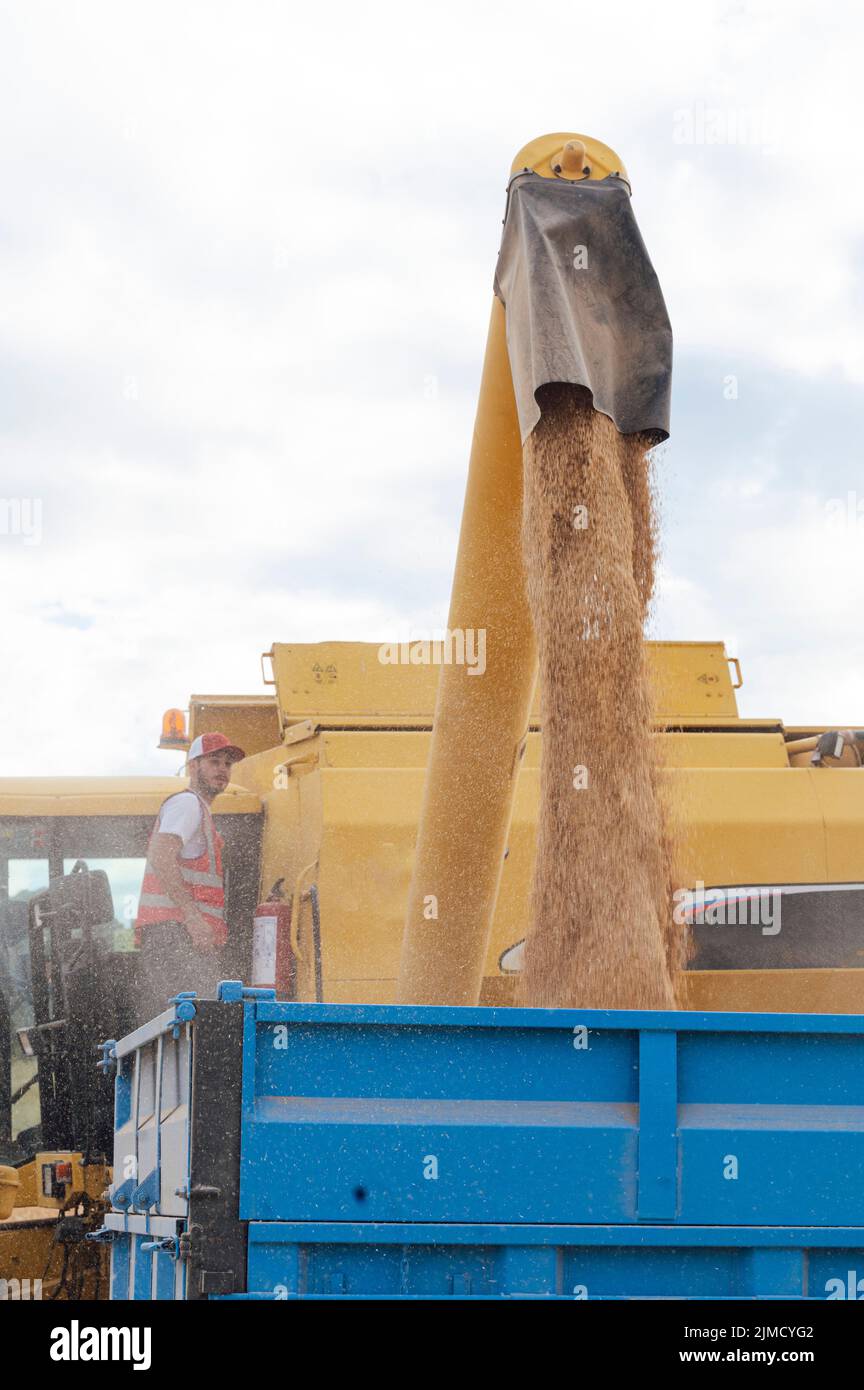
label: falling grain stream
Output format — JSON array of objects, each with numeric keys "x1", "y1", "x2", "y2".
[{"x1": 518, "y1": 385, "x2": 685, "y2": 1009}]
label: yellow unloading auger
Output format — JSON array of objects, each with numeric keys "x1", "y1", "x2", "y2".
[{"x1": 397, "y1": 132, "x2": 672, "y2": 1006}]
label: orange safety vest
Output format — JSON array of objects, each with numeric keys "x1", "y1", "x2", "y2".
[{"x1": 135, "y1": 791, "x2": 226, "y2": 947}]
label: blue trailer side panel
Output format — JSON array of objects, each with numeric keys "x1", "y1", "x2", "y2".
[
  {"x1": 239, "y1": 1004, "x2": 864, "y2": 1228},
  {"x1": 106, "y1": 995, "x2": 864, "y2": 1300}
]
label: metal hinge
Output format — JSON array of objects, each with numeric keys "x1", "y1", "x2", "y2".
[
  {"x1": 141, "y1": 1236, "x2": 180, "y2": 1260},
  {"x1": 86, "y1": 1227, "x2": 116, "y2": 1245}
]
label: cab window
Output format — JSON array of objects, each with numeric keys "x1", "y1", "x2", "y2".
[{"x1": 61, "y1": 857, "x2": 146, "y2": 951}]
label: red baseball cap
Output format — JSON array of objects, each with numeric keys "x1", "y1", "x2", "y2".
[{"x1": 186, "y1": 731, "x2": 246, "y2": 764}]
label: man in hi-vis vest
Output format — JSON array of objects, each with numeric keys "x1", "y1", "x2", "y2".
[{"x1": 134, "y1": 731, "x2": 245, "y2": 1022}]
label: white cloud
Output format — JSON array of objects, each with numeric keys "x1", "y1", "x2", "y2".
[{"x1": 2, "y1": 0, "x2": 864, "y2": 775}]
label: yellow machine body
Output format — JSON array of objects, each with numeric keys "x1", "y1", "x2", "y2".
[{"x1": 221, "y1": 639, "x2": 864, "y2": 1011}]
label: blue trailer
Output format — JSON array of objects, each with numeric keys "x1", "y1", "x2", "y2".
[{"x1": 97, "y1": 984, "x2": 864, "y2": 1300}]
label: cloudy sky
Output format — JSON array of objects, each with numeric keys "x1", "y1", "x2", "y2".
[{"x1": 1, "y1": 0, "x2": 863, "y2": 776}]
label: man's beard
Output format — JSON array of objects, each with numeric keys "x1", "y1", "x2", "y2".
[{"x1": 197, "y1": 775, "x2": 225, "y2": 800}]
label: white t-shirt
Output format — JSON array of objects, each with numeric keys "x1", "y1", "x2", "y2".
[{"x1": 157, "y1": 792, "x2": 206, "y2": 859}]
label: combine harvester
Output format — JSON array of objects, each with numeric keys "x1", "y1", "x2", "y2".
[{"x1": 2, "y1": 133, "x2": 864, "y2": 1301}]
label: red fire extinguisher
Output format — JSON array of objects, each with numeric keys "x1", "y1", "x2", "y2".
[{"x1": 252, "y1": 879, "x2": 296, "y2": 998}]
